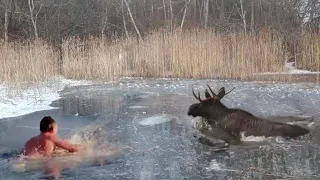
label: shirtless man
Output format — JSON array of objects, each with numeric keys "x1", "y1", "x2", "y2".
[{"x1": 24, "y1": 116, "x2": 82, "y2": 157}]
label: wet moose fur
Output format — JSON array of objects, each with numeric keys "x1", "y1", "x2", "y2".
[{"x1": 187, "y1": 84, "x2": 310, "y2": 139}]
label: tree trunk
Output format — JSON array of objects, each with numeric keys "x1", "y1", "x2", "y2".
[
  {"x1": 123, "y1": 0, "x2": 142, "y2": 41},
  {"x1": 211, "y1": 0, "x2": 217, "y2": 21},
  {"x1": 150, "y1": 0, "x2": 154, "y2": 20},
  {"x1": 180, "y1": 0, "x2": 191, "y2": 29},
  {"x1": 169, "y1": 0, "x2": 173, "y2": 30},
  {"x1": 239, "y1": 0, "x2": 246, "y2": 34},
  {"x1": 121, "y1": 0, "x2": 129, "y2": 39},
  {"x1": 219, "y1": 0, "x2": 225, "y2": 22},
  {"x1": 4, "y1": 5, "x2": 8, "y2": 43},
  {"x1": 250, "y1": 0, "x2": 254, "y2": 32},
  {"x1": 3, "y1": 0, "x2": 12, "y2": 44},
  {"x1": 101, "y1": 7, "x2": 108, "y2": 39},
  {"x1": 204, "y1": 0, "x2": 209, "y2": 29},
  {"x1": 28, "y1": 0, "x2": 41, "y2": 39},
  {"x1": 199, "y1": 0, "x2": 203, "y2": 26},
  {"x1": 162, "y1": 0, "x2": 167, "y2": 21}
]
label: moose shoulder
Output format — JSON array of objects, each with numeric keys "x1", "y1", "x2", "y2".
[{"x1": 187, "y1": 84, "x2": 310, "y2": 138}]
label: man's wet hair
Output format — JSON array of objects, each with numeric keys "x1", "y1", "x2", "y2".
[{"x1": 40, "y1": 116, "x2": 56, "y2": 133}]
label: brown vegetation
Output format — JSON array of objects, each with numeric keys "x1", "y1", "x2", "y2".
[{"x1": 0, "y1": 29, "x2": 319, "y2": 84}]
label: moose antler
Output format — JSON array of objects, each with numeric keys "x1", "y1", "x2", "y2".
[
  {"x1": 206, "y1": 84, "x2": 235, "y2": 99},
  {"x1": 205, "y1": 89, "x2": 212, "y2": 98},
  {"x1": 217, "y1": 87, "x2": 226, "y2": 98},
  {"x1": 206, "y1": 84, "x2": 217, "y2": 96},
  {"x1": 192, "y1": 88, "x2": 202, "y2": 101},
  {"x1": 218, "y1": 87, "x2": 235, "y2": 99}
]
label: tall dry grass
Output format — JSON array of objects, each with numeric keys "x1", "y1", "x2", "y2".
[
  {"x1": 1, "y1": 29, "x2": 319, "y2": 84},
  {"x1": 300, "y1": 33, "x2": 320, "y2": 72},
  {"x1": 0, "y1": 40, "x2": 59, "y2": 83},
  {"x1": 62, "y1": 29, "x2": 286, "y2": 80},
  {"x1": 61, "y1": 37, "x2": 121, "y2": 80}
]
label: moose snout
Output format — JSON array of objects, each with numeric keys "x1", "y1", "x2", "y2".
[{"x1": 187, "y1": 103, "x2": 200, "y2": 117}]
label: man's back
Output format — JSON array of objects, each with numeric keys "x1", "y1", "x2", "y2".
[{"x1": 24, "y1": 135, "x2": 55, "y2": 157}]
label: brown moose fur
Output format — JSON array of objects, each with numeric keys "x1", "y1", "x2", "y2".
[{"x1": 187, "y1": 84, "x2": 310, "y2": 139}]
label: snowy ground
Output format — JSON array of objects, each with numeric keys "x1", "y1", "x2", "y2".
[{"x1": 0, "y1": 76, "x2": 93, "y2": 119}]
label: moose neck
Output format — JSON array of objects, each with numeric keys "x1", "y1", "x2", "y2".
[{"x1": 206, "y1": 101, "x2": 230, "y2": 121}]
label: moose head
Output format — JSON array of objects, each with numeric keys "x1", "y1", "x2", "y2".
[{"x1": 187, "y1": 84, "x2": 235, "y2": 121}]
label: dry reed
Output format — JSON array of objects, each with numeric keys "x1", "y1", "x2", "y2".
[
  {"x1": 1, "y1": 29, "x2": 319, "y2": 84},
  {"x1": 0, "y1": 40, "x2": 59, "y2": 83},
  {"x1": 300, "y1": 33, "x2": 320, "y2": 72},
  {"x1": 62, "y1": 29, "x2": 286, "y2": 80}
]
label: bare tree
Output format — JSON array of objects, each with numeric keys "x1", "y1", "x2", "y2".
[
  {"x1": 100, "y1": 1, "x2": 109, "y2": 39},
  {"x1": 150, "y1": 0, "x2": 154, "y2": 20},
  {"x1": 2, "y1": 0, "x2": 12, "y2": 43},
  {"x1": 0, "y1": 0, "x2": 316, "y2": 41},
  {"x1": 250, "y1": 0, "x2": 254, "y2": 32},
  {"x1": 169, "y1": 0, "x2": 173, "y2": 30},
  {"x1": 28, "y1": 0, "x2": 43, "y2": 39},
  {"x1": 238, "y1": 0, "x2": 246, "y2": 34},
  {"x1": 162, "y1": 0, "x2": 166, "y2": 21},
  {"x1": 122, "y1": 0, "x2": 129, "y2": 38},
  {"x1": 219, "y1": 0, "x2": 225, "y2": 22},
  {"x1": 204, "y1": 0, "x2": 209, "y2": 29},
  {"x1": 180, "y1": 0, "x2": 191, "y2": 29},
  {"x1": 123, "y1": 0, "x2": 142, "y2": 41}
]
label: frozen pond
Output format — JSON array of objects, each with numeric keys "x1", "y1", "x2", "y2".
[{"x1": 1, "y1": 78, "x2": 320, "y2": 179}]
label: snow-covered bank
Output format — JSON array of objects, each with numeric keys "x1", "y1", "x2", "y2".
[
  {"x1": 255, "y1": 61, "x2": 320, "y2": 75},
  {"x1": 0, "y1": 76, "x2": 93, "y2": 119},
  {"x1": 0, "y1": 61, "x2": 319, "y2": 120}
]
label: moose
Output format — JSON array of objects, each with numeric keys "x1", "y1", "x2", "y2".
[{"x1": 187, "y1": 84, "x2": 310, "y2": 141}]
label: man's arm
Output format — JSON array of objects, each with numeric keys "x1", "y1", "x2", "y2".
[{"x1": 53, "y1": 137, "x2": 82, "y2": 152}]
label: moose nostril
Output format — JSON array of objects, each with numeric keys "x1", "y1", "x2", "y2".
[{"x1": 187, "y1": 109, "x2": 194, "y2": 116}]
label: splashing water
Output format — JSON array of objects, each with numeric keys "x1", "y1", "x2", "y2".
[
  {"x1": 9, "y1": 123, "x2": 124, "y2": 175},
  {"x1": 60, "y1": 123, "x2": 124, "y2": 162}
]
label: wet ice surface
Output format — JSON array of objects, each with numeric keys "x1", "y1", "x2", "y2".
[{"x1": 1, "y1": 77, "x2": 320, "y2": 179}]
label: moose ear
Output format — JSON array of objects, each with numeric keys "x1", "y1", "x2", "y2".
[
  {"x1": 217, "y1": 87, "x2": 226, "y2": 99},
  {"x1": 205, "y1": 89, "x2": 212, "y2": 98}
]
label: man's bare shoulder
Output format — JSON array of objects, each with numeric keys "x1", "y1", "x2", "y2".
[
  {"x1": 25, "y1": 136, "x2": 39, "y2": 146},
  {"x1": 46, "y1": 135, "x2": 59, "y2": 142}
]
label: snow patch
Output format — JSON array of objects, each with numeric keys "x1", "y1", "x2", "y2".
[
  {"x1": 240, "y1": 132, "x2": 287, "y2": 143},
  {"x1": 241, "y1": 135, "x2": 267, "y2": 142},
  {"x1": 138, "y1": 114, "x2": 176, "y2": 126},
  {"x1": 0, "y1": 76, "x2": 93, "y2": 119},
  {"x1": 206, "y1": 159, "x2": 241, "y2": 173},
  {"x1": 285, "y1": 62, "x2": 313, "y2": 74},
  {"x1": 254, "y1": 62, "x2": 320, "y2": 75},
  {"x1": 128, "y1": 106, "x2": 147, "y2": 109},
  {"x1": 286, "y1": 120, "x2": 315, "y2": 128},
  {"x1": 240, "y1": 132, "x2": 267, "y2": 142},
  {"x1": 206, "y1": 159, "x2": 221, "y2": 170}
]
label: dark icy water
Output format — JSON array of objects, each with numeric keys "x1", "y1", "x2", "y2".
[{"x1": 1, "y1": 78, "x2": 320, "y2": 179}]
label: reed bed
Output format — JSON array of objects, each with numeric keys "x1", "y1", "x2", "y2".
[
  {"x1": 0, "y1": 40, "x2": 59, "y2": 83},
  {"x1": 1, "y1": 29, "x2": 319, "y2": 84}
]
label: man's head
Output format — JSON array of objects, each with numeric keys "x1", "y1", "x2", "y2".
[{"x1": 40, "y1": 116, "x2": 58, "y2": 134}]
